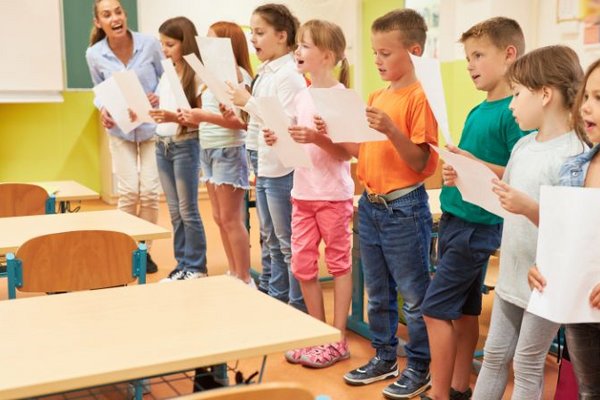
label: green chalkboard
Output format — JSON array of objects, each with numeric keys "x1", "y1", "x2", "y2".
[{"x1": 63, "y1": 0, "x2": 138, "y2": 89}]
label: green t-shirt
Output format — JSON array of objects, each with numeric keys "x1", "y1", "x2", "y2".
[{"x1": 440, "y1": 96, "x2": 527, "y2": 225}]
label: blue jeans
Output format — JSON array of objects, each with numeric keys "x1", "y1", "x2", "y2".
[
  {"x1": 255, "y1": 171, "x2": 306, "y2": 312},
  {"x1": 156, "y1": 138, "x2": 207, "y2": 273},
  {"x1": 248, "y1": 150, "x2": 271, "y2": 292},
  {"x1": 358, "y1": 186, "x2": 431, "y2": 369}
]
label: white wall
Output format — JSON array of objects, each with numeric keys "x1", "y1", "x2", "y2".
[{"x1": 137, "y1": 0, "x2": 359, "y2": 81}]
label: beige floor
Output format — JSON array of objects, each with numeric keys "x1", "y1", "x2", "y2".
[{"x1": 1, "y1": 197, "x2": 559, "y2": 399}]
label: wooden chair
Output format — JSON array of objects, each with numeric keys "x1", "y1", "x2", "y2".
[
  {"x1": 175, "y1": 382, "x2": 314, "y2": 400},
  {"x1": 0, "y1": 182, "x2": 55, "y2": 217},
  {"x1": 6, "y1": 230, "x2": 147, "y2": 299}
]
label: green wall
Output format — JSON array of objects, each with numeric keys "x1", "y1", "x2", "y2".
[{"x1": 0, "y1": 92, "x2": 101, "y2": 191}]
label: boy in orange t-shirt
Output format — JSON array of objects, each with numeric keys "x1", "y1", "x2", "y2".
[{"x1": 342, "y1": 9, "x2": 438, "y2": 400}]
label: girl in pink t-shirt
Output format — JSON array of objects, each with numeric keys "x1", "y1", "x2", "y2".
[{"x1": 265, "y1": 19, "x2": 354, "y2": 368}]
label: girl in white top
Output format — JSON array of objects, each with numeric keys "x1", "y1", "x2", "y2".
[
  {"x1": 178, "y1": 21, "x2": 254, "y2": 285},
  {"x1": 473, "y1": 45, "x2": 588, "y2": 400},
  {"x1": 148, "y1": 17, "x2": 208, "y2": 281},
  {"x1": 229, "y1": 4, "x2": 307, "y2": 311},
  {"x1": 264, "y1": 20, "x2": 354, "y2": 368}
]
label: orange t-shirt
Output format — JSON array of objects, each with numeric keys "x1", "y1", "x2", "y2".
[{"x1": 357, "y1": 81, "x2": 439, "y2": 194}]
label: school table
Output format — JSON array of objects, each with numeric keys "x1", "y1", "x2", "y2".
[
  {"x1": 33, "y1": 180, "x2": 100, "y2": 213},
  {"x1": 0, "y1": 275, "x2": 340, "y2": 399},
  {"x1": 0, "y1": 209, "x2": 170, "y2": 254},
  {"x1": 347, "y1": 189, "x2": 442, "y2": 340}
]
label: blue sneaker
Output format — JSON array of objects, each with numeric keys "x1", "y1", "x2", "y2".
[
  {"x1": 343, "y1": 356, "x2": 398, "y2": 386},
  {"x1": 382, "y1": 367, "x2": 431, "y2": 399}
]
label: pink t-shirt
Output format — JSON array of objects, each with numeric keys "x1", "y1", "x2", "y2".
[{"x1": 290, "y1": 85, "x2": 354, "y2": 201}]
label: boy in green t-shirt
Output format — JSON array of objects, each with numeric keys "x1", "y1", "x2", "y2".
[{"x1": 420, "y1": 17, "x2": 528, "y2": 400}]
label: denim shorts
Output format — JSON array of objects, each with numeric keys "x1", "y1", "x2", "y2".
[
  {"x1": 200, "y1": 146, "x2": 250, "y2": 189},
  {"x1": 422, "y1": 212, "x2": 501, "y2": 320}
]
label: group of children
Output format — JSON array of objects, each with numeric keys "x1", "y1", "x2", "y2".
[{"x1": 87, "y1": 0, "x2": 600, "y2": 399}]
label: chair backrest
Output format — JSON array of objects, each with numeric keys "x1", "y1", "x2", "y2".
[
  {"x1": 0, "y1": 183, "x2": 49, "y2": 217},
  {"x1": 9, "y1": 230, "x2": 144, "y2": 296},
  {"x1": 175, "y1": 382, "x2": 314, "y2": 400}
]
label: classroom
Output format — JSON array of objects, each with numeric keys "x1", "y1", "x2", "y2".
[{"x1": 1, "y1": 0, "x2": 599, "y2": 399}]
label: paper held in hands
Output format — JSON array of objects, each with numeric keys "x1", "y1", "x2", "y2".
[
  {"x1": 410, "y1": 54, "x2": 454, "y2": 146},
  {"x1": 308, "y1": 88, "x2": 387, "y2": 143},
  {"x1": 255, "y1": 96, "x2": 312, "y2": 169},
  {"x1": 93, "y1": 70, "x2": 154, "y2": 133},
  {"x1": 183, "y1": 53, "x2": 233, "y2": 108},
  {"x1": 527, "y1": 186, "x2": 600, "y2": 324},
  {"x1": 432, "y1": 145, "x2": 512, "y2": 219},
  {"x1": 160, "y1": 59, "x2": 191, "y2": 110},
  {"x1": 196, "y1": 36, "x2": 238, "y2": 89}
]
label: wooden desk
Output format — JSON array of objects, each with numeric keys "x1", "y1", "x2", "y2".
[
  {"x1": 0, "y1": 276, "x2": 340, "y2": 399},
  {"x1": 33, "y1": 180, "x2": 99, "y2": 202},
  {"x1": 0, "y1": 209, "x2": 170, "y2": 254}
]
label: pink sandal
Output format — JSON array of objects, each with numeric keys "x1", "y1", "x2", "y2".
[
  {"x1": 300, "y1": 340, "x2": 350, "y2": 368},
  {"x1": 284, "y1": 346, "x2": 312, "y2": 364}
]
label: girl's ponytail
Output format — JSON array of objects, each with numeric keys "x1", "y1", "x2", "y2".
[{"x1": 339, "y1": 57, "x2": 350, "y2": 88}]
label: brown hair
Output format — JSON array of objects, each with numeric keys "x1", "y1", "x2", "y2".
[
  {"x1": 297, "y1": 20, "x2": 350, "y2": 87},
  {"x1": 90, "y1": 0, "x2": 124, "y2": 46},
  {"x1": 210, "y1": 21, "x2": 254, "y2": 79},
  {"x1": 159, "y1": 17, "x2": 201, "y2": 109},
  {"x1": 371, "y1": 8, "x2": 427, "y2": 51},
  {"x1": 253, "y1": 3, "x2": 300, "y2": 50},
  {"x1": 460, "y1": 17, "x2": 525, "y2": 57},
  {"x1": 574, "y1": 58, "x2": 600, "y2": 145},
  {"x1": 507, "y1": 45, "x2": 587, "y2": 145}
]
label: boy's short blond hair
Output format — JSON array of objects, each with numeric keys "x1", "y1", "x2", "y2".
[
  {"x1": 371, "y1": 8, "x2": 427, "y2": 50},
  {"x1": 460, "y1": 17, "x2": 525, "y2": 57}
]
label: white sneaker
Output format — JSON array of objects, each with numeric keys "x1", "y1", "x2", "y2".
[
  {"x1": 160, "y1": 269, "x2": 185, "y2": 283},
  {"x1": 246, "y1": 278, "x2": 257, "y2": 289},
  {"x1": 181, "y1": 271, "x2": 208, "y2": 280}
]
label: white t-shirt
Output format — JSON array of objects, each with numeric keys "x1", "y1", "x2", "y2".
[
  {"x1": 156, "y1": 72, "x2": 201, "y2": 137},
  {"x1": 200, "y1": 68, "x2": 252, "y2": 149},
  {"x1": 244, "y1": 53, "x2": 307, "y2": 178}
]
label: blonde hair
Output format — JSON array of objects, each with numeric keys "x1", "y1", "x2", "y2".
[
  {"x1": 297, "y1": 20, "x2": 349, "y2": 87},
  {"x1": 460, "y1": 17, "x2": 525, "y2": 57},
  {"x1": 371, "y1": 8, "x2": 427, "y2": 50},
  {"x1": 507, "y1": 45, "x2": 587, "y2": 145}
]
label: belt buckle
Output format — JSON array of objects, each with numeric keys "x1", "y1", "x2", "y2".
[{"x1": 367, "y1": 193, "x2": 382, "y2": 204}]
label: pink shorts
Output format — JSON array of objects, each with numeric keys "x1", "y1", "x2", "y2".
[{"x1": 291, "y1": 198, "x2": 353, "y2": 281}]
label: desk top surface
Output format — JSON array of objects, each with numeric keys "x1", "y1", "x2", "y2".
[
  {"x1": 34, "y1": 180, "x2": 100, "y2": 201},
  {"x1": 0, "y1": 209, "x2": 170, "y2": 253},
  {"x1": 0, "y1": 276, "x2": 340, "y2": 399}
]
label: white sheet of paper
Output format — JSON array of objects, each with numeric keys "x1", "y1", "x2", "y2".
[
  {"x1": 308, "y1": 88, "x2": 387, "y2": 143},
  {"x1": 184, "y1": 53, "x2": 232, "y2": 107},
  {"x1": 527, "y1": 186, "x2": 600, "y2": 323},
  {"x1": 93, "y1": 76, "x2": 141, "y2": 134},
  {"x1": 433, "y1": 145, "x2": 512, "y2": 219},
  {"x1": 410, "y1": 54, "x2": 453, "y2": 146},
  {"x1": 196, "y1": 36, "x2": 237, "y2": 87},
  {"x1": 255, "y1": 97, "x2": 312, "y2": 169},
  {"x1": 112, "y1": 70, "x2": 154, "y2": 124},
  {"x1": 160, "y1": 59, "x2": 191, "y2": 110}
]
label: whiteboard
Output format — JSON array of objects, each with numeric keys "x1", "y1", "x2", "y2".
[{"x1": 0, "y1": 0, "x2": 64, "y2": 102}]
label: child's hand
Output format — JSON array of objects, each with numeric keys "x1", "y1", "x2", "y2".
[
  {"x1": 128, "y1": 108, "x2": 138, "y2": 123},
  {"x1": 289, "y1": 126, "x2": 320, "y2": 144},
  {"x1": 366, "y1": 106, "x2": 396, "y2": 136},
  {"x1": 149, "y1": 109, "x2": 176, "y2": 124},
  {"x1": 177, "y1": 108, "x2": 199, "y2": 125},
  {"x1": 219, "y1": 104, "x2": 236, "y2": 119},
  {"x1": 227, "y1": 82, "x2": 251, "y2": 107},
  {"x1": 263, "y1": 128, "x2": 277, "y2": 146},
  {"x1": 446, "y1": 144, "x2": 474, "y2": 160},
  {"x1": 100, "y1": 108, "x2": 116, "y2": 129},
  {"x1": 442, "y1": 163, "x2": 458, "y2": 187},
  {"x1": 147, "y1": 93, "x2": 159, "y2": 108},
  {"x1": 527, "y1": 265, "x2": 546, "y2": 292},
  {"x1": 314, "y1": 115, "x2": 328, "y2": 135},
  {"x1": 590, "y1": 283, "x2": 600, "y2": 309},
  {"x1": 492, "y1": 179, "x2": 536, "y2": 215}
]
